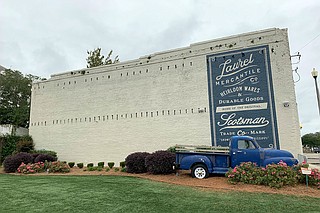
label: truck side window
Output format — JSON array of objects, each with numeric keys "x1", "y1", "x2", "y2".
[
  {"x1": 238, "y1": 140, "x2": 255, "y2": 149},
  {"x1": 238, "y1": 140, "x2": 247, "y2": 149}
]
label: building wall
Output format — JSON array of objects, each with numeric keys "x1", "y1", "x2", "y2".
[{"x1": 29, "y1": 28, "x2": 302, "y2": 165}]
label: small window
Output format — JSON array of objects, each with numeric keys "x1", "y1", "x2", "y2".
[
  {"x1": 191, "y1": 109, "x2": 194, "y2": 113},
  {"x1": 69, "y1": 81, "x2": 71, "y2": 84},
  {"x1": 167, "y1": 66, "x2": 170, "y2": 70},
  {"x1": 162, "y1": 110, "x2": 165, "y2": 115},
  {"x1": 167, "y1": 110, "x2": 170, "y2": 115},
  {"x1": 146, "y1": 112, "x2": 148, "y2": 117},
  {"x1": 85, "y1": 79, "x2": 87, "y2": 82},
  {"x1": 175, "y1": 65, "x2": 177, "y2": 68},
  {"x1": 98, "y1": 116, "x2": 100, "y2": 121},
  {"x1": 160, "y1": 67, "x2": 162, "y2": 71},
  {"x1": 96, "y1": 77, "x2": 99, "y2": 80},
  {"x1": 103, "y1": 116, "x2": 105, "y2": 121},
  {"x1": 141, "y1": 112, "x2": 143, "y2": 117},
  {"x1": 74, "y1": 81, "x2": 77, "y2": 84},
  {"x1": 91, "y1": 78, "x2": 93, "y2": 81},
  {"x1": 133, "y1": 71, "x2": 135, "y2": 75},
  {"x1": 89, "y1": 117, "x2": 91, "y2": 122},
  {"x1": 173, "y1": 110, "x2": 176, "y2": 115},
  {"x1": 146, "y1": 69, "x2": 149, "y2": 73},
  {"x1": 108, "y1": 75, "x2": 110, "y2": 79},
  {"x1": 151, "y1": 112, "x2": 153, "y2": 117},
  {"x1": 190, "y1": 62, "x2": 193, "y2": 66}
]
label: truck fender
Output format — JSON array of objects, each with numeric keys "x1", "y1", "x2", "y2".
[
  {"x1": 180, "y1": 155, "x2": 212, "y2": 172},
  {"x1": 263, "y1": 157, "x2": 298, "y2": 167}
]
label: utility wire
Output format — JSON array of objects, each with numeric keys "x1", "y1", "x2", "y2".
[{"x1": 294, "y1": 32, "x2": 320, "y2": 53}]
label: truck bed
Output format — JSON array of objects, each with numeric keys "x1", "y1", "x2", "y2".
[{"x1": 175, "y1": 144, "x2": 230, "y2": 154}]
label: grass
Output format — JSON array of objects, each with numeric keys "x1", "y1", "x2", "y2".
[{"x1": 0, "y1": 174, "x2": 319, "y2": 213}]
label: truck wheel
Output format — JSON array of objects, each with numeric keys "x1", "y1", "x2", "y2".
[{"x1": 191, "y1": 164, "x2": 209, "y2": 179}]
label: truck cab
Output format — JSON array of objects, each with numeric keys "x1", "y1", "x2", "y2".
[{"x1": 175, "y1": 136, "x2": 298, "y2": 179}]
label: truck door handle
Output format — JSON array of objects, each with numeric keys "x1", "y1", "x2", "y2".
[{"x1": 237, "y1": 151, "x2": 242, "y2": 153}]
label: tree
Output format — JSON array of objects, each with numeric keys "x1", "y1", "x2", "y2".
[
  {"x1": 86, "y1": 48, "x2": 119, "y2": 68},
  {"x1": 0, "y1": 69, "x2": 38, "y2": 128},
  {"x1": 301, "y1": 132, "x2": 320, "y2": 148}
]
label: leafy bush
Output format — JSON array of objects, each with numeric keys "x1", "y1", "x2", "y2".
[
  {"x1": 1, "y1": 135, "x2": 20, "y2": 163},
  {"x1": 294, "y1": 164, "x2": 320, "y2": 189},
  {"x1": 17, "y1": 162, "x2": 45, "y2": 174},
  {"x1": 145, "y1": 150, "x2": 175, "y2": 174},
  {"x1": 34, "y1": 154, "x2": 57, "y2": 163},
  {"x1": 3, "y1": 152, "x2": 33, "y2": 173},
  {"x1": 68, "y1": 162, "x2": 75, "y2": 168},
  {"x1": 226, "y1": 161, "x2": 301, "y2": 189},
  {"x1": 120, "y1": 161, "x2": 125, "y2": 168},
  {"x1": 114, "y1": 167, "x2": 119, "y2": 172},
  {"x1": 77, "y1": 163, "x2": 84, "y2": 168},
  {"x1": 46, "y1": 161, "x2": 70, "y2": 173},
  {"x1": 30, "y1": 149, "x2": 57, "y2": 158},
  {"x1": 166, "y1": 146, "x2": 176, "y2": 153},
  {"x1": 264, "y1": 161, "x2": 297, "y2": 188},
  {"x1": 121, "y1": 167, "x2": 126, "y2": 172},
  {"x1": 125, "y1": 152, "x2": 150, "y2": 173},
  {"x1": 105, "y1": 167, "x2": 110, "y2": 172},
  {"x1": 87, "y1": 163, "x2": 94, "y2": 168},
  {"x1": 98, "y1": 162, "x2": 104, "y2": 168},
  {"x1": 108, "y1": 162, "x2": 115, "y2": 169},
  {"x1": 16, "y1": 137, "x2": 34, "y2": 153},
  {"x1": 226, "y1": 162, "x2": 265, "y2": 185}
]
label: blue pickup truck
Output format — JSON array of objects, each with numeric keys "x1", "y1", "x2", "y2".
[{"x1": 175, "y1": 136, "x2": 298, "y2": 179}]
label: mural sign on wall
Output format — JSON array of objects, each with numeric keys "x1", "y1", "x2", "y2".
[{"x1": 207, "y1": 45, "x2": 279, "y2": 149}]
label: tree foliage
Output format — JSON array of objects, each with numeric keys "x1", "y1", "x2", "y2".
[
  {"x1": 0, "y1": 69, "x2": 39, "y2": 128},
  {"x1": 86, "y1": 48, "x2": 119, "y2": 68},
  {"x1": 301, "y1": 132, "x2": 320, "y2": 147}
]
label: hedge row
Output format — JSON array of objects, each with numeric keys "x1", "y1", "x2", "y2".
[
  {"x1": 226, "y1": 161, "x2": 320, "y2": 189},
  {"x1": 125, "y1": 150, "x2": 175, "y2": 174},
  {"x1": 3, "y1": 152, "x2": 57, "y2": 173}
]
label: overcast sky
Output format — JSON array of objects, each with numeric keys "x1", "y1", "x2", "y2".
[{"x1": 0, "y1": 0, "x2": 319, "y2": 135}]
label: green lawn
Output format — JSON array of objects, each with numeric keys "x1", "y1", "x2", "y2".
[{"x1": 0, "y1": 174, "x2": 319, "y2": 213}]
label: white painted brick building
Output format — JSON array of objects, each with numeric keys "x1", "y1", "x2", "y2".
[{"x1": 29, "y1": 28, "x2": 302, "y2": 165}]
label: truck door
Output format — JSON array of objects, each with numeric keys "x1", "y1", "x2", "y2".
[{"x1": 231, "y1": 139, "x2": 260, "y2": 168}]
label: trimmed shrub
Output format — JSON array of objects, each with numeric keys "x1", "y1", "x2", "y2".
[
  {"x1": 114, "y1": 167, "x2": 119, "y2": 172},
  {"x1": 226, "y1": 161, "x2": 300, "y2": 189},
  {"x1": 3, "y1": 152, "x2": 33, "y2": 173},
  {"x1": 17, "y1": 162, "x2": 45, "y2": 174},
  {"x1": 121, "y1": 167, "x2": 126, "y2": 172},
  {"x1": 30, "y1": 149, "x2": 57, "y2": 158},
  {"x1": 47, "y1": 161, "x2": 70, "y2": 173},
  {"x1": 120, "y1": 161, "x2": 125, "y2": 168},
  {"x1": 34, "y1": 154, "x2": 57, "y2": 163},
  {"x1": 77, "y1": 163, "x2": 84, "y2": 168},
  {"x1": 108, "y1": 162, "x2": 115, "y2": 169},
  {"x1": 125, "y1": 152, "x2": 150, "y2": 173},
  {"x1": 98, "y1": 162, "x2": 104, "y2": 168},
  {"x1": 68, "y1": 162, "x2": 75, "y2": 168},
  {"x1": 145, "y1": 150, "x2": 175, "y2": 174},
  {"x1": 87, "y1": 163, "x2": 94, "y2": 168},
  {"x1": 105, "y1": 167, "x2": 110, "y2": 172}
]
